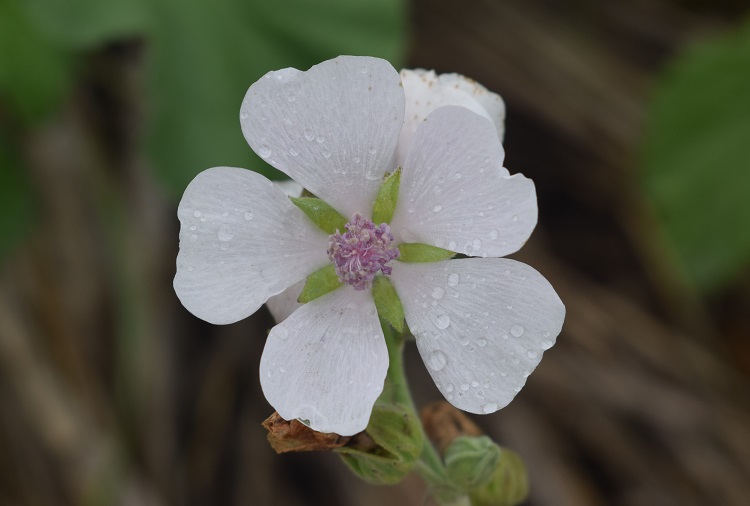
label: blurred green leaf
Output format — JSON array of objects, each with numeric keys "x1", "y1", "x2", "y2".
[
  {"x1": 21, "y1": 0, "x2": 149, "y2": 48},
  {"x1": 0, "y1": 1, "x2": 71, "y2": 122},
  {"x1": 0, "y1": 135, "x2": 34, "y2": 261},
  {"x1": 146, "y1": 0, "x2": 407, "y2": 197},
  {"x1": 641, "y1": 19, "x2": 750, "y2": 292}
]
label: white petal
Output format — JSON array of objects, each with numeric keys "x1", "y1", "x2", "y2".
[
  {"x1": 265, "y1": 280, "x2": 304, "y2": 323},
  {"x1": 174, "y1": 167, "x2": 329, "y2": 325},
  {"x1": 390, "y1": 106, "x2": 537, "y2": 258},
  {"x1": 396, "y1": 69, "x2": 506, "y2": 167},
  {"x1": 273, "y1": 179, "x2": 303, "y2": 198},
  {"x1": 241, "y1": 56, "x2": 405, "y2": 217},
  {"x1": 390, "y1": 259, "x2": 564, "y2": 415},
  {"x1": 259, "y1": 287, "x2": 387, "y2": 436}
]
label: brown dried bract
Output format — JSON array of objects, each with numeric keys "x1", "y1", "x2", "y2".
[
  {"x1": 262, "y1": 412, "x2": 351, "y2": 454},
  {"x1": 421, "y1": 401, "x2": 484, "y2": 454}
]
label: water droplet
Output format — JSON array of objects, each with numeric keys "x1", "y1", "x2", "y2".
[
  {"x1": 489, "y1": 229, "x2": 499, "y2": 239},
  {"x1": 244, "y1": 212, "x2": 254, "y2": 221},
  {"x1": 353, "y1": 156, "x2": 361, "y2": 164},
  {"x1": 471, "y1": 381, "x2": 479, "y2": 388},
  {"x1": 460, "y1": 383, "x2": 470, "y2": 391},
  {"x1": 459, "y1": 335, "x2": 470, "y2": 346},
  {"x1": 447, "y1": 273, "x2": 459, "y2": 286},
  {"x1": 189, "y1": 234, "x2": 198, "y2": 242},
  {"x1": 541, "y1": 339, "x2": 554, "y2": 350},
  {"x1": 435, "y1": 314, "x2": 451, "y2": 329},
  {"x1": 189, "y1": 225, "x2": 196, "y2": 231},
  {"x1": 427, "y1": 350, "x2": 448, "y2": 371},
  {"x1": 445, "y1": 383, "x2": 454, "y2": 392},
  {"x1": 258, "y1": 146, "x2": 272, "y2": 159},
  {"x1": 512, "y1": 215, "x2": 519, "y2": 222},
  {"x1": 482, "y1": 403, "x2": 498, "y2": 414},
  {"x1": 448, "y1": 241, "x2": 457, "y2": 250},
  {"x1": 240, "y1": 110, "x2": 248, "y2": 120},
  {"x1": 368, "y1": 146, "x2": 377, "y2": 155},
  {"x1": 511, "y1": 324, "x2": 524, "y2": 337},
  {"x1": 187, "y1": 265, "x2": 194, "y2": 272},
  {"x1": 454, "y1": 172, "x2": 462, "y2": 179},
  {"x1": 315, "y1": 135, "x2": 325, "y2": 143},
  {"x1": 280, "y1": 366, "x2": 286, "y2": 373},
  {"x1": 303, "y1": 129, "x2": 315, "y2": 141},
  {"x1": 431, "y1": 287, "x2": 445, "y2": 299},
  {"x1": 433, "y1": 204, "x2": 442, "y2": 212},
  {"x1": 218, "y1": 225, "x2": 234, "y2": 241},
  {"x1": 287, "y1": 93, "x2": 296, "y2": 102},
  {"x1": 322, "y1": 149, "x2": 331, "y2": 158},
  {"x1": 359, "y1": 66, "x2": 368, "y2": 74},
  {"x1": 472, "y1": 239, "x2": 482, "y2": 250},
  {"x1": 527, "y1": 350, "x2": 538, "y2": 359},
  {"x1": 477, "y1": 338, "x2": 487, "y2": 347},
  {"x1": 289, "y1": 148, "x2": 299, "y2": 157},
  {"x1": 193, "y1": 210, "x2": 201, "y2": 218}
]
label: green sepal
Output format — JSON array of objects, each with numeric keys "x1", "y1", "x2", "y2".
[
  {"x1": 371, "y1": 168, "x2": 401, "y2": 224},
  {"x1": 336, "y1": 401, "x2": 423, "y2": 485},
  {"x1": 469, "y1": 445, "x2": 529, "y2": 506},
  {"x1": 372, "y1": 276, "x2": 405, "y2": 333},
  {"x1": 298, "y1": 264, "x2": 341, "y2": 303},
  {"x1": 444, "y1": 436, "x2": 501, "y2": 492},
  {"x1": 398, "y1": 243, "x2": 456, "y2": 263},
  {"x1": 290, "y1": 197, "x2": 347, "y2": 234}
]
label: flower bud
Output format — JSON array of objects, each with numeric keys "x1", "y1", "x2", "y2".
[
  {"x1": 336, "y1": 401, "x2": 423, "y2": 484},
  {"x1": 444, "y1": 436, "x2": 500, "y2": 491},
  {"x1": 469, "y1": 445, "x2": 529, "y2": 506}
]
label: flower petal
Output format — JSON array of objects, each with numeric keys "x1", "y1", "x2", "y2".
[
  {"x1": 241, "y1": 56, "x2": 405, "y2": 217},
  {"x1": 265, "y1": 280, "x2": 304, "y2": 324},
  {"x1": 397, "y1": 69, "x2": 506, "y2": 166},
  {"x1": 174, "y1": 167, "x2": 329, "y2": 325},
  {"x1": 259, "y1": 287, "x2": 388, "y2": 436},
  {"x1": 390, "y1": 259, "x2": 564, "y2": 414},
  {"x1": 389, "y1": 106, "x2": 537, "y2": 258}
]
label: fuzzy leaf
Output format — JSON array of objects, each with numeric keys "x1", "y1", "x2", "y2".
[
  {"x1": 290, "y1": 197, "x2": 348, "y2": 234},
  {"x1": 372, "y1": 168, "x2": 401, "y2": 224},
  {"x1": 372, "y1": 276, "x2": 404, "y2": 333},
  {"x1": 298, "y1": 264, "x2": 341, "y2": 303},
  {"x1": 398, "y1": 243, "x2": 456, "y2": 263}
]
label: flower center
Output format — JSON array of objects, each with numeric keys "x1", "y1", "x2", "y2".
[{"x1": 327, "y1": 213, "x2": 400, "y2": 291}]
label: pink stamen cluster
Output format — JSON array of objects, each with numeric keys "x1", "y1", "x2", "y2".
[{"x1": 328, "y1": 213, "x2": 400, "y2": 291}]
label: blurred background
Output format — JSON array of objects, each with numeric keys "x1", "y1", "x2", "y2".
[{"x1": 1, "y1": 0, "x2": 749, "y2": 504}]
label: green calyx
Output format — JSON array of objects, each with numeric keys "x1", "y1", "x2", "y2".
[
  {"x1": 444, "y1": 436, "x2": 501, "y2": 491},
  {"x1": 398, "y1": 243, "x2": 456, "y2": 263},
  {"x1": 290, "y1": 196, "x2": 347, "y2": 234},
  {"x1": 297, "y1": 264, "x2": 341, "y2": 303},
  {"x1": 336, "y1": 401, "x2": 423, "y2": 485},
  {"x1": 467, "y1": 444, "x2": 529, "y2": 506},
  {"x1": 372, "y1": 276, "x2": 405, "y2": 333},
  {"x1": 372, "y1": 168, "x2": 401, "y2": 224}
]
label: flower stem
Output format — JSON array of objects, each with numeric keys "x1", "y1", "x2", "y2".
[{"x1": 380, "y1": 321, "x2": 464, "y2": 505}]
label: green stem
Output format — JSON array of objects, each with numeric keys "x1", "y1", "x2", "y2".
[{"x1": 380, "y1": 321, "x2": 462, "y2": 504}]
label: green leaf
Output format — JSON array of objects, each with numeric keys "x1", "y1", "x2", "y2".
[
  {"x1": 641, "y1": 19, "x2": 750, "y2": 292},
  {"x1": 290, "y1": 197, "x2": 347, "y2": 234},
  {"x1": 146, "y1": 0, "x2": 407, "y2": 197},
  {"x1": 0, "y1": 135, "x2": 35, "y2": 261},
  {"x1": 336, "y1": 401, "x2": 423, "y2": 485},
  {"x1": 0, "y1": 1, "x2": 71, "y2": 123},
  {"x1": 398, "y1": 243, "x2": 456, "y2": 263},
  {"x1": 372, "y1": 168, "x2": 401, "y2": 224},
  {"x1": 372, "y1": 276, "x2": 405, "y2": 333},
  {"x1": 298, "y1": 264, "x2": 341, "y2": 303}
]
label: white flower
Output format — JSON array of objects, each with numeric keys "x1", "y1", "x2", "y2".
[{"x1": 174, "y1": 56, "x2": 565, "y2": 436}]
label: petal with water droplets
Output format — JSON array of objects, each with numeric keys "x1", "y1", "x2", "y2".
[
  {"x1": 174, "y1": 167, "x2": 329, "y2": 325},
  {"x1": 390, "y1": 258, "x2": 564, "y2": 414},
  {"x1": 390, "y1": 106, "x2": 537, "y2": 258},
  {"x1": 259, "y1": 287, "x2": 387, "y2": 436},
  {"x1": 241, "y1": 56, "x2": 404, "y2": 218}
]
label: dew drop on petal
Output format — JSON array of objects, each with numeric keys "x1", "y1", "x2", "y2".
[
  {"x1": 512, "y1": 215, "x2": 519, "y2": 222},
  {"x1": 446, "y1": 383, "x2": 454, "y2": 392},
  {"x1": 527, "y1": 350, "x2": 539, "y2": 359},
  {"x1": 218, "y1": 225, "x2": 234, "y2": 241},
  {"x1": 275, "y1": 327, "x2": 289, "y2": 340},
  {"x1": 447, "y1": 273, "x2": 459, "y2": 286},
  {"x1": 482, "y1": 403, "x2": 498, "y2": 414},
  {"x1": 433, "y1": 204, "x2": 442, "y2": 212},
  {"x1": 460, "y1": 383, "x2": 470, "y2": 391},
  {"x1": 193, "y1": 210, "x2": 201, "y2": 218},
  {"x1": 489, "y1": 229, "x2": 499, "y2": 240},
  {"x1": 240, "y1": 110, "x2": 248, "y2": 120},
  {"x1": 511, "y1": 324, "x2": 525, "y2": 337},
  {"x1": 431, "y1": 287, "x2": 445, "y2": 300},
  {"x1": 477, "y1": 338, "x2": 487, "y2": 347},
  {"x1": 303, "y1": 129, "x2": 315, "y2": 141},
  {"x1": 541, "y1": 340, "x2": 553, "y2": 350},
  {"x1": 427, "y1": 350, "x2": 448, "y2": 371},
  {"x1": 448, "y1": 241, "x2": 457, "y2": 250},
  {"x1": 244, "y1": 212, "x2": 254, "y2": 221},
  {"x1": 435, "y1": 314, "x2": 451, "y2": 329},
  {"x1": 289, "y1": 148, "x2": 299, "y2": 157},
  {"x1": 258, "y1": 146, "x2": 272, "y2": 159}
]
